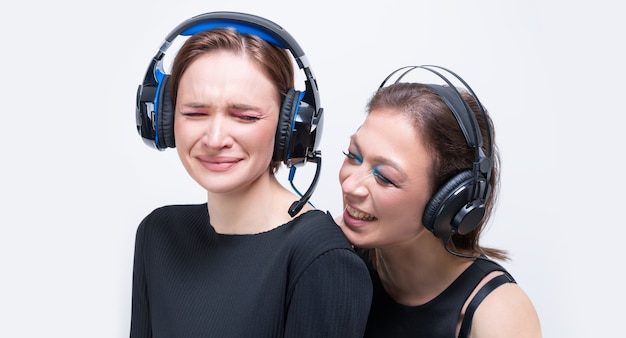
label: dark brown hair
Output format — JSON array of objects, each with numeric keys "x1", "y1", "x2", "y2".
[{"x1": 169, "y1": 28, "x2": 295, "y2": 173}]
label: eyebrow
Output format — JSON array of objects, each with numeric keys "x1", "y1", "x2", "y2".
[
  {"x1": 181, "y1": 102, "x2": 262, "y2": 112},
  {"x1": 350, "y1": 134, "x2": 409, "y2": 179},
  {"x1": 181, "y1": 101, "x2": 211, "y2": 109}
]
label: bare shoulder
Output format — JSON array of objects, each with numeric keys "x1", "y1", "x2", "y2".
[{"x1": 470, "y1": 281, "x2": 542, "y2": 337}]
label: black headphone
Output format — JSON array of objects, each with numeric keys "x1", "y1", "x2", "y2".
[
  {"x1": 379, "y1": 65, "x2": 493, "y2": 239},
  {"x1": 135, "y1": 11, "x2": 323, "y2": 216}
]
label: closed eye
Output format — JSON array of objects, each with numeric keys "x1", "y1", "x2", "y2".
[
  {"x1": 342, "y1": 150, "x2": 363, "y2": 165},
  {"x1": 234, "y1": 114, "x2": 261, "y2": 122},
  {"x1": 373, "y1": 167, "x2": 396, "y2": 187},
  {"x1": 181, "y1": 112, "x2": 207, "y2": 117}
]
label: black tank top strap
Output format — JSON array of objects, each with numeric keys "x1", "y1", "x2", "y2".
[{"x1": 458, "y1": 258, "x2": 516, "y2": 338}]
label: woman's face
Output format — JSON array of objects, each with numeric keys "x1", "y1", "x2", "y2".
[
  {"x1": 174, "y1": 51, "x2": 280, "y2": 194},
  {"x1": 339, "y1": 109, "x2": 434, "y2": 249}
]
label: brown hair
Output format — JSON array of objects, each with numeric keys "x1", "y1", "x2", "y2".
[
  {"x1": 367, "y1": 82, "x2": 508, "y2": 260},
  {"x1": 169, "y1": 28, "x2": 295, "y2": 173}
]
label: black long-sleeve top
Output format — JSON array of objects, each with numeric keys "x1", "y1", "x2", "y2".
[{"x1": 131, "y1": 204, "x2": 372, "y2": 337}]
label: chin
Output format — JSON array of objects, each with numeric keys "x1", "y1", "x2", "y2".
[
  {"x1": 194, "y1": 177, "x2": 239, "y2": 193},
  {"x1": 339, "y1": 226, "x2": 363, "y2": 247}
]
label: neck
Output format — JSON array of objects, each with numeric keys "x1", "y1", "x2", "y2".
[
  {"x1": 374, "y1": 233, "x2": 474, "y2": 306},
  {"x1": 207, "y1": 174, "x2": 303, "y2": 234}
]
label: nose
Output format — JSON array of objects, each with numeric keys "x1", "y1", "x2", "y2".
[
  {"x1": 339, "y1": 163, "x2": 370, "y2": 198},
  {"x1": 202, "y1": 114, "x2": 233, "y2": 149}
]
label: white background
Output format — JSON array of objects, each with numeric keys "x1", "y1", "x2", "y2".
[{"x1": 1, "y1": 1, "x2": 623, "y2": 337}]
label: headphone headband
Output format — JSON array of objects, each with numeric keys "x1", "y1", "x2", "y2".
[
  {"x1": 147, "y1": 11, "x2": 318, "y2": 110},
  {"x1": 380, "y1": 65, "x2": 490, "y2": 156},
  {"x1": 161, "y1": 12, "x2": 306, "y2": 59}
]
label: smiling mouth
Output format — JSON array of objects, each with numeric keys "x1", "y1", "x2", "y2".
[{"x1": 346, "y1": 205, "x2": 376, "y2": 221}]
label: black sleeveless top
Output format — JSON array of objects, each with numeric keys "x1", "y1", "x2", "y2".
[{"x1": 361, "y1": 252, "x2": 515, "y2": 338}]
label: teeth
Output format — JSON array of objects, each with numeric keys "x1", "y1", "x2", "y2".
[{"x1": 346, "y1": 205, "x2": 376, "y2": 221}]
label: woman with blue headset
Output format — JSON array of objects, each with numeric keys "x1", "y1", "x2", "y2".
[{"x1": 130, "y1": 12, "x2": 371, "y2": 337}]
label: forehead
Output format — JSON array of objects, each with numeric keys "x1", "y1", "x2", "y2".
[
  {"x1": 354, "y1": 109, "x2": 431, "y2": 170},
  {"x1": 179, "y1": 51, "x2": 278, "y2": 101},
  {"x1": 357, "y1": 109, "x2": 419, "y2": 147}
]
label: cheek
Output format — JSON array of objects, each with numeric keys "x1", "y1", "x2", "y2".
[
  {"x1": 377, "y1": 191, "x2": 427, "y2": 227},
  {"x1": 173, "y1": 121, "x2": 194, "y2": 152},
  {"x1": 173, "y1": 119, "x2": 189, "y2": 146},
  {"x1": 338, "y1": 161, "x2": 348, "y2": 183},
  {"x1": 338, "y1": 161, "x2": 357, "y2": 191},
  {"x1": 243, "y1": 124, "x2": 277, "y2": 159}
]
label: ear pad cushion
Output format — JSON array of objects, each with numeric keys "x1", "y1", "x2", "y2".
[
  {"x1": 423, "y1": 170, "x2": 475, "y2": 238},
  {"x1": 273, "y1": 89, "x2": 300, "y2": 162},
  {"x1": 157, "y1": 75, "x2": 176, "y2": 148}
]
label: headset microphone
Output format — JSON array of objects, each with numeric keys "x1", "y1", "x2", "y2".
[{"x1": 288, "y1": 151, "x2": 321, "y2": 216}]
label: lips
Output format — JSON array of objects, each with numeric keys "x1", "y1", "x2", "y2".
[
  {"x1": 198, "y1": 156, "x2": 241, "y2": 172},
  {"x1": 345, "y1": 205, "x2": 376, "y2": 221}
]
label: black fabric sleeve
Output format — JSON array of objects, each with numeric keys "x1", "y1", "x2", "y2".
[
  {"x1": 130, "y1": 221, "x2": 152, "y2": 338},
  {"x1": 284, "y1": 248, "x2": 373, "y2": 338}
]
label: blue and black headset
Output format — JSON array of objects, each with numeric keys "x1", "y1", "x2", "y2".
[{"x1": 135, "y1": 11, "x2": 324, "y2": 216}]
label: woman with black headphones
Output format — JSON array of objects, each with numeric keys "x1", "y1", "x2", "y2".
[{"x1": 337, "y1": 65, "x2": 542, "y2": 337}]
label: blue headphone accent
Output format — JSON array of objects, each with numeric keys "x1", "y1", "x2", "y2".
[{"x1": 180, "y1": 21, "x2": 286, "y2": 47}]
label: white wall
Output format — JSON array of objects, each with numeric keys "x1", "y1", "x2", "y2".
[{"x1": 1, "y1": 1, "x2": 623, "y2": 336}]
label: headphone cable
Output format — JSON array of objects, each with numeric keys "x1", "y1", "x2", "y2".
[{"x1": 443, "y1": 236, "x2": 490, "y2": 261}]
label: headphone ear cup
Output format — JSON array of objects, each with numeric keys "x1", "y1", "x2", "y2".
[
  {"x1": 136, "y1": 82, "x2": 157, "y2": 146},
  {"x1": 423, "y1": 170, "x2": 484, "y2": 238},
  {"x1": 156, "y1": 75, "x2": 176, "y2": 149},
  {"x1": 274, "y1": 89, "x2": 300, "y2": 163}
]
